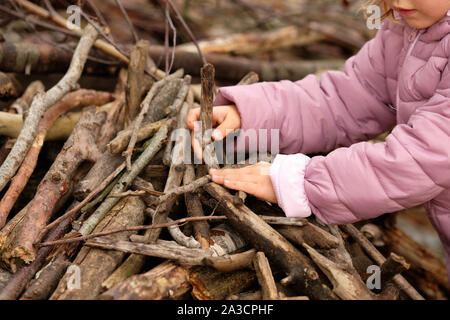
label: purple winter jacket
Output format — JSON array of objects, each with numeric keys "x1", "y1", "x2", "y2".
[{"x1": 213, "y1": 12, "x2": 450, "y2": 283}]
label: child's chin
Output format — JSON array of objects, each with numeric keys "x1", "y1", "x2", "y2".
[{"x1": 404, "y1": 16, "x2": 443, "y2": 29}]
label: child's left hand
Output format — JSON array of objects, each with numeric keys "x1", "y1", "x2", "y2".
[{"x1": 209, "y1": 162, "x2": 277, "y2": 204}]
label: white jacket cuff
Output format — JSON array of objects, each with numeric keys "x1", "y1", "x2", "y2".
[{"x1": 269, "y1": 153, "x2": 312, "y2": 218}]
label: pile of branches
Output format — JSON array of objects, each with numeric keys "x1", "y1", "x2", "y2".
[{"x1": 0, "y1": 0, "x2": 448, "y2": 300}]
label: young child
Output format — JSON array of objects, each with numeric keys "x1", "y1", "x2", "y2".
[{"x1": 187, "y1": 0, "x2": 450, "y2": 284}]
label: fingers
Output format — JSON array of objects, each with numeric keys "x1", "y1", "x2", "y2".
[
  {"x1": 209, "y1": 163, "x2": 270, "y2": 177},
  {"x1": 212, "y1": 115, "x2": 238, "y2": 141},
  {"x1": 222, "y1": 179, "x2": 259, "y2": 195},
  {"x1": 210, "y1": 170, "x2": 260, "y2": 195},
  {"x1": 187, "y1": 105, "x2": 239, "y2": 134},
  {"x1": 186, "y1": 107, "x2": 200, "y2": 130},
  {"x1": 210, "y1": 172, "x2": 260, "y2": 185},
  {"x1": 210, "y1": 170, "x2": 276, "y2": 203}
]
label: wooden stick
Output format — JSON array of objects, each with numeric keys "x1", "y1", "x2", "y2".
[
  {"x1": 35, "y1": 162, "x2": 127, "y2": 244},
  {"x1": 74, "y1": 153, "x2": 125, "y2": 200},
  {"x1": 137, "y1": 183, "x2": 201, "y2": 249},
  {"x1": 166, "y1": 0, "x2": 207, "y2": 65},
  {"x1": 253, "y1": 252, "x2": 279, "y2": 300},
  {"x1": 302, "y1": 224, "x2": 376, "y2": 300},
  {"x1": 101, "y1": 253, "x2": 146, "y2": 292},
  {"x1": 4, "y1": 108, "x2": 105, "y2": 265},
  {"x1": 154, "y1": 175, "x2": 211, "y2": 205},
  {"x1": 276, "y1": 223, "x2": 340, "y2": 250},
  {"x1": 204, "y1": 182, "x2": 336, "y2": 299},
  {"x1": 379, "y1": 220, "x2": 449, "y2": 298},
  {"x1": 38, "y1": 216, "x2": 226, "y2": 247},
  {"x1": 108, "y1": 190, "x2": 146, "y2": 198},
  {"x1": 14, "y1": 0, "x2": 128, "y2": 64},
  {"x1": 20, "y1": 254, "x2": 71, "y2": 300},
  {"x1": 85, "y1": 237, "x2": 213, "y2": 266},
  {"x1": 199, "y1": 63, "x2": 219, "y2": 170},
  {"x1": 0, "y1": 90, "x2": 112, "y2": 229},
  {"x1": 340, "y1": 224, "x2": 425, "y2": 300},
  {"x1": 148, "y1": 45, "x2": 345, "y2": 82},
  {"x1": 0, "y1": 203, "x2": 29, "y2": 251},
  {"x1": 145, "y1": 95, "x2": 193, "y2": 244},
  {"x1": 203, "y1": 249, "x2": 256, "y2": 273},
  {"x1": 380, "y1": 252, "x2": 410, "y2": 286},
  {"x1": 107, "y1": 119, "x2": 168, "y2": 154},
  {"x1": 184, "y1": 164, "x2": 210, "y2": 249},
  {"x1": 177, "y1": 25, "x2": 325, "y2": 55},
  {"x1": 50, "y1": 196, "x2": 146, "y2": 300},
  {"x1": 189, "y1": 266, "x2": 256, "y2": 300},
  {"x1": 0, "y1": 206, "x2": 73, "y2": 300},
  {"x1": 125, "y1": 40, "x2": 151, "y2": 124},
  {"x1": 78, "y1": 121, "x2": 172, "y2": 236},
  {"x1": 123, "y1": 70, "x2": 183, "y2": 170},
  {"x1": 0, "y1": 24, "x2": 98, "y2": 194},
  {"x1": 99, "y1": 261, "x2": 192, "y2": 300},
  {"x1": 9, "y1": 81, "x2": 44, "y2": 115}
]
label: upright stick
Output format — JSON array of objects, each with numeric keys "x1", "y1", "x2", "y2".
[{"x1": 200, "y1": 63, "x2": 219, "y2": 170}]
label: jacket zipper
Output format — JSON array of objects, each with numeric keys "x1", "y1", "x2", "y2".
[{"x1": 395, "y1": 28, "x2": 423, "y2": 110}]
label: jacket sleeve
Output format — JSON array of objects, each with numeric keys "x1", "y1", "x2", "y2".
[
  {"x1": 213, "y1": 21, "x2": 396, "y2": 155},
  {"x1": 304, "y1": 66, "x2": 450, "y2": 225}
]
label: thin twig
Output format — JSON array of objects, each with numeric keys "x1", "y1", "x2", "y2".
[
  {"x1": 37, "y1": 215, "x2": 227, "y2": 247},
  {"x1": 79, "y1": 122, "x2": 171, "y2": 236},
  {"x1": 34, "y1": 162, "x2": 126, "y2": 244},
  {"x1": 155, "y1": 174, "x2": 211, "y2": 205},
  {"x1": 166, "y1": 4, "x2": 177, "y2": 74},
  {"x1": 114, "y1": 0, "x2": 139, "y2": 43},
  {"x1": 166, "y1": 0, "x2": 207, "y2": 65},
  {"x1": 79, "y1": 10, "x2": 130, "y2": 59},
  {"x1": 164, "y1": 1, "x2": 170, "y2": 75},
  {"x1": 42, "y1": 0, "x2": 57, "y2": 15},
  {"x1": 123, "y1": 70, "x2": 182, "y2": 170},
  {"x1": 1, "y1": 3, "x2": 72, "y2": 36},
  {"x1": 86, "y1": 0, "x2": 109, "y2": 31},
  {"x1": 108, "y1": 190, "x2": 146, "y2": 198},
  {"x1": 0, "y1": 5, "x2": 118, "y2": 65},
  {"x1": 13, "y1": 0, "x2": 161, "y2": 79}
]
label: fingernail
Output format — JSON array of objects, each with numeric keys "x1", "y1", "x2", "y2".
[
  {"x1": 212, "y1": 175, "x2": 219, "y2": 181},
  {"x1": 212, "y1": 129, "x2": 223, "y2": 140}
]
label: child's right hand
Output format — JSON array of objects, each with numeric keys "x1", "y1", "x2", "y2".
[{"x1": 186, "y1": 104, "x2": 241, "y2": 161}]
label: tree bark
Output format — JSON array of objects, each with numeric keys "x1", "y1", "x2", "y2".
[
  {"x1": 98, "y1": 261, "x2": 192, "y2": 300},
  {"x1": 3, "y1": 107, "x2": 105, "y2": 267},
  {"x1": 50, "y1": 196, "x2": 145, "y2": 300},
  {"x1": 125, "y1": 40, "x2": 152, "y2": 124},
  {"x1": 20, "y1": 254, "x2": 71, "y2": 300},
  {"x1": 253, "y1": 252, "x2": 278, "y2": 300},
  {"x1": 0, "y1": 204, "x2": 73, "y2": 300},
  {"x1": 189, "y1": 266, "x2": 256, "y2": 300}
]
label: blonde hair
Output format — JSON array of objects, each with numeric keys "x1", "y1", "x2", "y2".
[{"x1": 362, "y1": 0, "x2": 394, "y2": 21}]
